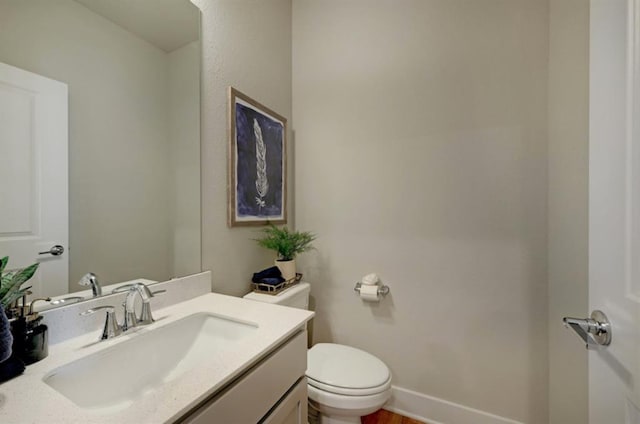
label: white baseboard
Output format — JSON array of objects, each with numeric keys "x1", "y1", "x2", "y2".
[{"x1": 384, "y1": 386, "x2": 525, "y2": 424}]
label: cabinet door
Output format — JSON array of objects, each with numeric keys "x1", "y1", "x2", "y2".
[{"x1": 261, "y1": 377, "x2": 308, "y2": 424}]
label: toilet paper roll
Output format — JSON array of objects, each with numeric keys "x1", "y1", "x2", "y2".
[
  {"x1": 361, "y1": 273, "x2": 380, "y2": 285},
  {"x1": 359, "y1": 284, "x2": 380, "y2": 302}
]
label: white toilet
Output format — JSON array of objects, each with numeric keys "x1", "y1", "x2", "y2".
[{"x1": 243, "y1": 283, "x2": 392, "y2": 424}]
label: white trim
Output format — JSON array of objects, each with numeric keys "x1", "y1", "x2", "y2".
[{"x1": 383, "y1": 386, "x2": 524, "y2": 424}]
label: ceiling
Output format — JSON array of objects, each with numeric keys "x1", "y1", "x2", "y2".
[{"x1": 73, "y1": 0, "x2": 199, "y2": 52}]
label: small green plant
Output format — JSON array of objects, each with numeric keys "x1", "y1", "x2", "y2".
[
  {"x1": 255, "y1": 225, "x2": 316, "y2": 261},
  {"x1": 0, "y1": 256, "x2": 39, "y2": 309}
]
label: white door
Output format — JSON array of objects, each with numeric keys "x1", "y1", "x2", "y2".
[
  {"x1": 588, "y1": 0, "x2": 640, "y2": 422},
  {"x1": 0, "y1": 62, "x2": 68, "y2": 299}
]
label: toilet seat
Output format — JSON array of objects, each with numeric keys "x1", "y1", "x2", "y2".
[
  {"x1": 306, "y1": 343, "x2": 391, "y2": 396},
  {"x1": 307, "y1": 374, "x2": 392, "y2": 396}
]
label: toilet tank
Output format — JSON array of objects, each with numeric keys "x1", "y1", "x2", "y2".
[{"x1": 243, "y1": 282, "x2": 310, "y2": 310}]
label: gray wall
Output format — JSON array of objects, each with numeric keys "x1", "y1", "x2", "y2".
[
  {"x1": 182, "y1": 1, "x2": 592, "y2": 421},
  {"x1": 194, "y1": 0, "x2": 293, "y2": 296},
  {"x1": 292, "y1": 1, "x2": 549, "y2": 422},
  {"x1": 548, "y1": 1, "x2": 589, "y2": 423}
]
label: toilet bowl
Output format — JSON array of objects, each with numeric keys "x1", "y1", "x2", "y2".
[
  {"x1": 243, "y1": 283, "x2": 392, "y2": 423},
  {"x1": 306, "y1": 343, "x2": 392, "y2": 424}
]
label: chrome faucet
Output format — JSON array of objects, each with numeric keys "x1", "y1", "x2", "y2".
[
  {"x1": 80, "y1": 283, "x2": 165, "y2": 342},
  {"x1": 123, "y1": 283, "x2": 165, "y2": 330},
  {"x1": 78, "y1": 272, "x2": 102, "y2": 297}
]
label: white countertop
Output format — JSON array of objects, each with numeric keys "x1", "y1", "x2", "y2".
[{"x1": 0, "y1": 292, "x2": 314, "y2": 424}]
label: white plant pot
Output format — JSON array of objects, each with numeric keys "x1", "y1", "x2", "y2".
[{"x1": 275, "y1": 259, "x2": 296, "y2": 281}]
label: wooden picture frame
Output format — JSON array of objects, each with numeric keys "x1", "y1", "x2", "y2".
[{"x1": 228, "y1": 87, "x2": 287, "y2": 227}]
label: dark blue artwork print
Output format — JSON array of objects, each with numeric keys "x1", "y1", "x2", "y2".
[{"x1": 235, "y1": 102, "x2": 284, "y2": 218}]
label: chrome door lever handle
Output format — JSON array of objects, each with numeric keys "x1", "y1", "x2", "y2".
[
  {"x1": 38, "y1": 245, "x2": 64, "y2": 256},
  {"x1": 563, "y1": 310, "x2": 612, "y2": 348}
]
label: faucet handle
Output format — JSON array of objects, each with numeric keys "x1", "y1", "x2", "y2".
[
  {"x1": 137, "y1": 287, "x2": 165, "y2": 325},
  {"x1": 111, "y1": 283, "x2": 136, "y2": 294},
  {"x1": 80, "y1": 305, "x2": 122, "y2": 340},
  {"x1": 79, "y1": 305, "x2": 114, "y2": 315},
  {"x1": 139, "y1": 287, "x2": 164, "y2": 325}
]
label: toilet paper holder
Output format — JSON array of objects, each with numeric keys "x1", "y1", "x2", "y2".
[{"x1": 354, "y1": 282, "x2": 390, "y2": 297}]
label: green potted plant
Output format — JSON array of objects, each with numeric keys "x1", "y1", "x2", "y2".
[
  {"x1": 1, "y1": 257, "x2": 39, "y2": 313},
  {"x1": 0, "y1": 257, "x2": 39, "y2": 374},
  {"x1": 255, "y1": 225, "x2": 316, "y2": 280}
]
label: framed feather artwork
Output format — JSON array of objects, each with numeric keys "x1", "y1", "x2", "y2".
[{"x1": 228, "y1": 87, "x2": 287, "y2": 227}]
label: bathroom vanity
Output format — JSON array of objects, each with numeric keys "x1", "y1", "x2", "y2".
[{"x1": 0, "y1": 274, "x2": 313, "y2": 424}]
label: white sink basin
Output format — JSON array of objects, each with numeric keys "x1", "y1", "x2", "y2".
[{"x1": 43, "y1": 312, "x2": 258, "y2": 411}]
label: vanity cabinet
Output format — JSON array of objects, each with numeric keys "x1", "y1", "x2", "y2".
[{"x1": 180, "y1": 329, "x2": 308, "y2": 424}]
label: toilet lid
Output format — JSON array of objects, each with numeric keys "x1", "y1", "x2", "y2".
[{"x1": 306, "y1": 344, "x2": 390, "y2": 392}]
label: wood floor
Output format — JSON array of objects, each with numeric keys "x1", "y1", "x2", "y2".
[{"x1": 361, "y1": 409, "x2": 427, "y2": 424}]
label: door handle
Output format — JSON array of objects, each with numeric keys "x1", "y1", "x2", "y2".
[
  {"x1": 563, "y1": 310, "x2": 611, "y2": 349},
  {"x1": 38, "y1": 245, "x2": 65, "y2": 256}
]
